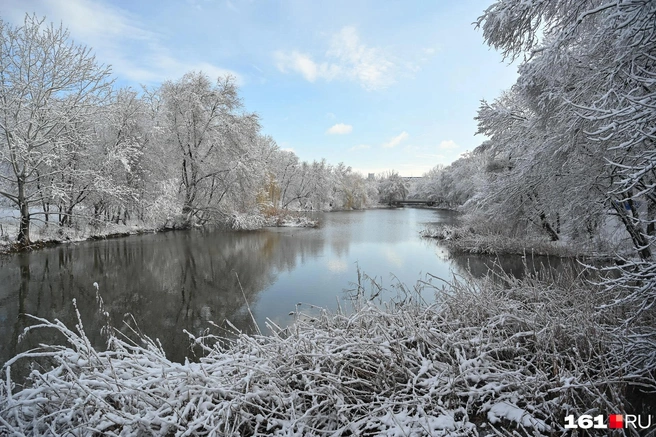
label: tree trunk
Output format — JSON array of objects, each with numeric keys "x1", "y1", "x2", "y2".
[
  {"x1": 17, "y1": 179, "x2": 31, "y2": 245},
  {"x1": 181, "y1": 154, "x2": 197, "y2": 224},
  {"x1": 539, "y1": 212, "x2": 559, "y2": 242},
  {"x1": 647, "y1": 198, "x2": 655, "y2": 237},
  {"x1": 611, "y1": 199, "x2": 652, "y2": 261}
]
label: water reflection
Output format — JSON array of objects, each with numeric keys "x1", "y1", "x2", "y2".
[
  {"x1": 3, "y1": 208, "x2": 577, "y2": 370},
  {"x1": 0, "y1": 228, "x2": 329, "y2": 367},
  {"x1": 448, "y1": 252, "x2": 583, "y2": 282}
]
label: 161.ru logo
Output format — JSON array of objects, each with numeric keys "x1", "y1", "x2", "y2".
[{"x1": 565, "y1": 414, "x2": 652, "y2": 430}]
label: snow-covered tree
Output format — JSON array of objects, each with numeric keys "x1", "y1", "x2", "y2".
[
  {"x1": 87, "y1": 88, "x2": 151, "y2": 225},
  {"x1": 414, "y1": 152, "x2": 485, "y2": 210},
  {"x1": 0, "y1": 15, "x2": 112, "y2": 244},
  {"x1": 151, "y1": 72, "x2": 261, "y2": 226},
  {"x1": 377, "y1": 171, "x2": 409, "y2": 205},
  {"x1": 263, "y1": 149, "x2": 303, "y2": 210},
  {"x1": 477, "y1": 0, "x2": 656, "y2": 314},
  {"x1": 329, "y1": 162, "x2": 372, "y2": 210}
]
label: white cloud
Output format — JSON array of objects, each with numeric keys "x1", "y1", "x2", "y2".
[
  {"x1": 327, "y1": 26, "x2": 395, "y2": 91},
  {"x1": 438, "y1": 140, "x2": 459, "y2": 150},
  {"x1": 155, "y1": 58, "x2": 239, "y2": 84},
  {"x1": 39, "y1": 0, "x2": 153, "y2": 42},
  {"x1": 274, "y1": 26, "x2": 396, "y2": 91},
  {"x1": 225, "y1": 0, "x2": 239, "y2": 12},
  {"x1": 326, "y1": 123, "x2": 353, "y2": 135},
  {"x1": 382, "y1": 131, "x2": 409, "y2": 148},
  {"x1": 349, "y1": 144, "x2": 371, "y2": 151},
  {"x1": 418, "y1": 46, "x2": 441, "y2": 63},
  {"x1": 5, "y1": 0, "x2": 240, "y2": 85},
  {"x1": 274, "y1": 51, "x2": 319, "y2": 82},
  {"x1": 186, "y1": 0, "x2": 202, "y2": 11}
]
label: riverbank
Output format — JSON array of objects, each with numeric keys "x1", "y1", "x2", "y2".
[
  {"x1": 0, "y1": 202, "x2": 439, "y2": 254},
  {"x1": 0, "y1": 204, "x2": 417, "y2": 254},
  {"x1": 230, "y1": 210, "x2": 320, "y2": 230},
  {"x1": 2, "y1": 272, "x2": 653, "y2": 435},
  {"x1": 420, "y1": 224, "x2": 618, "y2": 259},
  {"x1": 0, "y1": 210, "x2": 321, "y2": 254},
  {"x1": 0, "y1": 222, "x2": 162, "y2": 254}
]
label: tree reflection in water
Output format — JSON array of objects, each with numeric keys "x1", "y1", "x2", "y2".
[
  {"x1": 0, "y1": 228, "x2": 325, "y2": 370},
  {"x1": 2, "y1": 208, "x2": 578, "y2": 374}
]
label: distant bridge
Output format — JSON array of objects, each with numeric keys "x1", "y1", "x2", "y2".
[{"x1": 389, "y1": 199, "x2": 436, "y2": 207}]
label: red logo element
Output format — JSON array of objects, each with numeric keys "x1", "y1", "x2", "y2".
[{"x1": 609, "y1": 414, "x2": 624, "y2": 429}]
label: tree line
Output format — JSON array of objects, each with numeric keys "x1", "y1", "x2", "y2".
[{"x1": 0, "y1": 15, "x2": 414, "y2": 246}]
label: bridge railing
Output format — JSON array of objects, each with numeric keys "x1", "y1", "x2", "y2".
[{"x1": 388, "y1": 199, "x2": 436, "y2": 206}]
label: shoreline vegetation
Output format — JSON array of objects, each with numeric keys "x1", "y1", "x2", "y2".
[
  {"x1": 420, "y1": 224, "x2": 621, "y2": 261},
  {"x1": 1, "y1": 271, "x2": 654, "y2": 435},
  {"x1": 0, "y1": 208, "x2": 322, "y2": 254},
  {"x1": 1, "y1": 205, "x2": 622, "y2": 261},
  {"x1": 0, "y1": 204, "x2": 414, "y2": 255}
]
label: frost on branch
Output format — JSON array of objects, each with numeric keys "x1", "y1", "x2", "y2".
[{"x1": 475, "y1": 0, "x2": 656, "y2": 317}]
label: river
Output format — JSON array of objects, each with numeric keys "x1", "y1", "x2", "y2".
[{"x1": 0, "y1": 208, "x2": 575, "y2": 368}]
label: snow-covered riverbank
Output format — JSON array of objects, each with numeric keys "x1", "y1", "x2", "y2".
[
  {"x1": 0, "y1": 220, "x2": 163, "y2": 253},
  {"x1": 2, "y1": 273, "x2": 652, "y2": 436},
  {"x1": 420, "y1": 224, "x2": 620, "y2": 259},
  {"x1": 0, "y1": 210, "x2": 320, "y2": 254}
]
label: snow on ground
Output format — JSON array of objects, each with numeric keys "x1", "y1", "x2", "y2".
[
  {"x1": 420, "y1": 224, "x2": 616, "y2": 258},
  {"x1": 0, "y1": 208, "x2": 318, "y2": 251},
  {"x1": 1, "y1": 272, "x2": 653, "y2": 436},
  {"x1": 231, "y1": 211, "x2": 319, "y2": 230}
]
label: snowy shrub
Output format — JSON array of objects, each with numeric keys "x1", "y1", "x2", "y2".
[
  {"x1": 1, "y1": 272, "x2": 654, "y2": 436},
  {"x1": 421, "y1": 225, "x2": 583, "y2": 257},
  {"x1": 230, "y1": 212, "x2": 266, "y2": 231},
  {"x1": 276, "y1": 215, "x2": 318, "y2": 228},
  {"x1": 227, "y1": 210, "x2": 318, "y2": 231},
  {"x1": 420, "y1": 224, "x2": 471, "y2": 241}
]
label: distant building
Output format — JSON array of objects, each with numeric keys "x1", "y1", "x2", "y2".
[{"x1": 368, "y1": 173, "x2": 375, "y2": 180}]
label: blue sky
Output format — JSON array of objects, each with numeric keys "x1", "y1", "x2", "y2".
[{"x1": 4, "y1": 0, "x2": 518, "y2": 176}]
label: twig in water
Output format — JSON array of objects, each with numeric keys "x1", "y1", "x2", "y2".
[{"x1": 234, "y1": 271, "x2": 261, "y2": 335}]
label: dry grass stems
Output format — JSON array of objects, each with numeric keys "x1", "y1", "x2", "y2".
[{"x1": 1, "y1": 270, "x2": 654, "y2": 436}]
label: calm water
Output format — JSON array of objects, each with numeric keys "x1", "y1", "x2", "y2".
[{"x1": 0, "y1": 208, "x2": 575, "y2": 367}]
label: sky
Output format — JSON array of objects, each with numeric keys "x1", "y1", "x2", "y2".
[{"x1": 3, "y1": 0, "x2": 518, "y2": 177}]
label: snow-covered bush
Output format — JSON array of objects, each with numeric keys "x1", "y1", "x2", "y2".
[
  {"x1": 421, "y1": 225, "x2": 582, "y2": 257},
  {"x1": 420, "y1": 224, "x2": 471, "y2": 241},
  {"x1": 275, "y1": 215, "x2": 318, "y2": 228},
  {"x1": 230, "y1": 212, "x2": 267, "y2": 231},
  {"x1": 2, "y1": 272, "x2": 653, "y2": 436}
]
